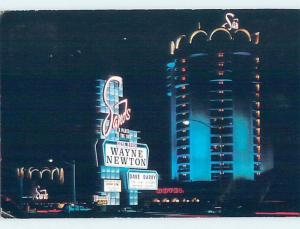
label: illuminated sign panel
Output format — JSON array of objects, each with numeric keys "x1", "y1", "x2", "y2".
[
  {"x1": 127, "y1": 170, "x2": 158, "y2": 190},
  {"x1": 103, "y1": 140, "x2": 149, "y2": 169},
  {"x1": 93, "y1": 195, "x2": 108, "y2": 205},
  {"x1": 104, "y1": 179, "x2": 122, "y2": 192}
]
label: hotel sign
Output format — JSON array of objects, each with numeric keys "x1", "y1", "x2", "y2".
[
  {"x1": 104, "y1": 179, "x2": 122, "y2": 192},
  {"x1": 103, "y1": 140, "x2": 149, "y2": 169},
  {"x1": 222, "y1": 13, "x2": 239, "y2": 30},
  {"x1": 33, "y1": 186, "x2": 48, "y2": 200},
  {"x1": 127, "y1": 170, "x2": 158, "y2": 190},
  {"x1": 101, "y1": 76, "x2": 131, "y2": 138}
]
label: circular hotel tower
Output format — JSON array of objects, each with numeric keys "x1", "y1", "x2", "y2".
[{"x1": 166, "y1": 14, "x2": 263, "y2": 182}]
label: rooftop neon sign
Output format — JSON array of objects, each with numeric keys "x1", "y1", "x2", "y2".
[{"x1": 222, "y1": 13, "x2": 239, "y2": 31}]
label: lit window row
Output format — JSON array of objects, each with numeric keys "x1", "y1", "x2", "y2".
[
  {"x1": 256, "y1": 83, "x2": 260, "y2": 91},
  {"x1": 217, "y1": 52, "x2": 224, "y2": 58},
  {"x1": 255, "y1": 110, "x2": 260, "y2": 118},
  {"x1": 255, "y1": 145, "x2": 261, "y2": 153},
  {"x1": 256, "y1": 119, "x2": 261, "y2": 127},
  {"x1": 255, "y1": 137, "x2": 261, "y2": 144},
  {"x1": 218, "y1": 62, "x2": 224, "y2": 67},
  {"x1": 255, "y1": 128, "x2": 261, "y2": 136},
  {"x1": 255, "y1": 101, "x2": 260, "y2": 109}
]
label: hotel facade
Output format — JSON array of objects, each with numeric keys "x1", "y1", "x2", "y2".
[{"x1": 166, "y1": 13, "x2": 270, "y2": 182}]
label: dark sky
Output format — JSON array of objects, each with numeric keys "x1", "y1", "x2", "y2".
[{"x1": 1, "y1": 10, "x2": 299, "y2": 199}]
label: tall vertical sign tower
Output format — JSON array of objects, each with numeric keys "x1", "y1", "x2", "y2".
[
  {"x1": 166, "y1": 13, "x2": 270, "y2": 182},
  {"x1": 95, "y1": 75, "x2": 158, "y2": 206}
]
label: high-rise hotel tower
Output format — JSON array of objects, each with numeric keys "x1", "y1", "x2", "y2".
[{"x1": 166, "y1": 13, "x2": 266, "y2": 182}]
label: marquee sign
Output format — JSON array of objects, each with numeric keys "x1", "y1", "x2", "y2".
[
  {"x1": 104, "y1": 179, "x2": 122, "y2": 192},
  {"x1": 103, "y1": 140, "x2": 149, "y2": 169},
  {"x1": 127, "y1": 170, "x2": 158, "y2": 190}
]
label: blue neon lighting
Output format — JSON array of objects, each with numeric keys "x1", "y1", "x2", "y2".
[
  {"x1": 190, "y1": 116, "x2": 211, "y2": 181},
  {"x1": 233, "y1": 113, "x2": 254, "y2": 180}
]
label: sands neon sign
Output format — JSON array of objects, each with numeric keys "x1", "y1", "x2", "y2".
[
  {"x1": 102, "y1": 76, "x2": 131, "y2": 138},
  {"x1": 222, "y1": 13, "x2": 239, "y2": 31},
  {"x1": 33, "y1": 186, "x2": 49, "y2": 200}
]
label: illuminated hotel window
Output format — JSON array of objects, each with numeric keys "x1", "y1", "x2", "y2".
[
  {"x1": 256, "y1": 84, "x2": 260, "y2": 91},
  {"x1": 181, "y1": 67, "x2": 187, "y2": 72},
  {"x1": 256, "y1": 110, "x2": 260, "y2": 118},
  {"x1": 219, "y1": 81, "x2": 224, "y2": 85},
  {"x1": 218, "y1": 52, "x2": 224, "y2": 58},
  {"x1": 256, "y1": 128, "x2": 261, "y2": 135},
  {"x1": 255, "y1": 57, "x2": 260, "y2": 63},
  {"x1": 181, "y1": 59, "x2": 187, "y2": 63},
  {"x1": 256, "y1": 119, "x2": 261, "y2": 126},
  {"x1": 182, "y1": 95, "x2": 186, "y2": 99},
  {"x1": 255, "y1": 102, "x2": 260, "y2": 109},
  {"x1": 256, "y1": 137, "x2": 261, "y2": 144},
  {"x1": 218, "y1": 71, "x2": 224, "y2": 76},
  {"x1": 182, "y1": 104, "x2": 186, "y2": 107},
  {"x1": 181, "y1": 76, "x2": 186, "y2": 81},
  {"x1": 257, "y1": 146, "x2": 261, "y2": 153},
  {"x1": 255, "y1": 74, "x2": 260, "y2": 80},
  {"x1": 218, "y1": 62, "x2": 224, "y2": 67},
  {"x1": 256, "y1": 93, "x2": 260, "y2": 98},
  {"x1": 181, "y1": 86, "x2": 186, "y2": 90}
]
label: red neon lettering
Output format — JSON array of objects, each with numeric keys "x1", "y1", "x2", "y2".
[{"x1": 155, "y1": 188, "x2": 185, "y2": 194}]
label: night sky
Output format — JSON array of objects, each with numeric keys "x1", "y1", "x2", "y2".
[{"x1": 1, "y1": 10, "x2": 299, "y2": 201}]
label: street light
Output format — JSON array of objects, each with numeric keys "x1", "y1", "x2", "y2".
[{"x1": 48, "y1": 158, "x2": 54, "y2": 163}]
